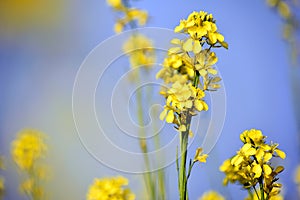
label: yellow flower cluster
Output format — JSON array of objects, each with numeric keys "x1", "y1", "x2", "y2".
[
  {"x1": 11, "y1": 129, "x2": 47, "y2": 170},
  {"x1": 157, "y1": 11, "x2": 227, "y2": 200},
  {"x1": 86, "y1": 176, "x2": 135, "y2": 200},
  {"x1": 159, "y1": 81, "x2": 208, "y2": 127},
  {"x1": 174, "y1": 11, "x2": 228, "y2": 47},
  {"x1": 107, "y1": 0, "x2": 148, "y2": 33},
  {"x1": 157, "y1": 11, "x2": 227, "y2": 130},
  {"x1": 11, "y1": 129, "x2": 48, "y2": 200},
  {"x1": 220, "y1": 129, "x2": 286, "y2": 199},
  {"x1": 198, "y1": 191, "x2": 225, "y2": 200},
  {"x1": 123, "y1": 34, "x2": 156, "y2": 70},
  {"x1": 295, "y1": 165, "x2": 300, "y2": 195}
]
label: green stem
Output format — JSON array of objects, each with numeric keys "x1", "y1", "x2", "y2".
[
  {"x1": 260, "y1": 180, "x2": 265, "y2": 200},
  {"x1": 178, "y1": 70, "x2": 200, "y2": 200},
  {"x1": 136, "y1": 71, "x2": 156, "y2": 200},
  {"x1": 179, "y1": 128, "x2": 189, "y2": 200}
]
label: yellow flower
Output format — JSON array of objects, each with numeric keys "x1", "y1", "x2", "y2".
[
  {"x1": 240, "y1": 129, "x2": 265, "y2": 145},
  {"x1": 86, "y1": 176, "x2": 135, "y2": 200},
  {"x1": 194, "y1": 148, "x2": 208, "y2": 163},
  {"x1": 11, "y1": 129, "x2": 47, "y2": 170},
  {"x1": 107, "y1": 0, "x2": 123, "y2": 10},
  {"x1": 198, "y1": 191, "x2": 225, "y2": 200},
  {"x1": 220, "y1": 129, "x2": 286, "y2": 198},
  {"x1": 123, "y1": 34, "x2": 156, "y2": 69},
  {"x1": 174, "y1": 11, "x2": 226, "y2": 45}
]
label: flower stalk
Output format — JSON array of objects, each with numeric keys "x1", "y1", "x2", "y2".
[{"x1": 157, "y1": 11, "x2": 227, "y2": 200}]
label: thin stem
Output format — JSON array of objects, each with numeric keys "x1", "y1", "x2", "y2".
[
  {"x1": 260, "y1": 180, "x2": 265, "y2": 200},
  {"x1": 179, "y1": 128, "x2": 189, "y2": 200},
  {"x1": 186, "y1": 160, "x2": 195, "y2": 181},
  {"x1": 136, "y1": 71, "x2": 156, "y2": 200}
]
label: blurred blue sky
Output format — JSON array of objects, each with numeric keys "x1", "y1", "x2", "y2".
[{"x1": 0, "y1": 0, "x2": 299, "y2": 199}]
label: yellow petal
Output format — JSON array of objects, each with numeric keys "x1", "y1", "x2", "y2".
[
  {"x1": 166, "y1": 110, "x2": 174, "y2": 123},
  {"x1": 193, "y1": 40, "x2": 202, "y2": 54},
  {"x1": 245, "y1": 147, "x2": 256, "y2": 156},
  {"x1": 252, "y1": 164, "x2": 262, "y2": 178},
  {"x1": 168, "y1": 47, "x2": 181, "y2": 54},
  {"x1": 197, "y1": 154, "x2": 208, "y2": 163},
  {"x1": 207, "y1": 68, "x2": 218, "y2": 75},
  {"x1": 178, "y1": 125, "x2": 186, "y2": 132},
  {"x1": 170, "y1": 38, "x2": 181, "y2": 45},
  {"x1": 264, "y1": 152, "x2": 273, "y2": 162},
  {"x1": 159, "y1": 109, "x2": 168, "y2": 121},
  {"x1": 202, "y1": 102, "x2": 208, "y2": 111},
  {"x1": 183, "y1": 38, "x2": 193, "y2": 52},
  {"x1": 174, "y1": 21, "x2": 185, "y2": 32},
  {"x1": 275, "y1": 149, "x2": 286, "y2": 159},
  {"x1": 263, "y1": 164, "x2": 272, "y2": 176},
  {"x1": 199, "y1": 69, "x2": 207, "y2": 77},
  {"x1": 194, "y1": 100, "x2": 203, "y2": 111},
  {"x1": 274, "y1": 166, "x2": 284, "y2": 174}
]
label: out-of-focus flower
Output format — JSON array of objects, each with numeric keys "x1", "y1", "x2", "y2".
[
  {"x1": 86, "y1": 176, "x2": 135, "y2": 200},
  {"x1": 123, "y1": 34, "x2": 156, "y2": 69},
  {"x1": 107, "y1": 0, "x2": 148, "y2": 33},
  {"x1": 12, "y1": 129, "x2": 47, "y2": 171},
  {"x1": 198, "y1": 191, "x2": 225, "y2": 200},
  {"x1": 220, "y1": 129, "x2": 285, "y2": 199},
  {"x1": 11, "y1": 129, "x2": 48, "y2": 200}
]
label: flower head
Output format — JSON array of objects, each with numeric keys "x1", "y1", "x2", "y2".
[
  {"x1": 198, "y1": 191, "x2": 225, "y2": 200},
  {"x1": 11, "y1": 129, "x2": 47, "y2": 171},
  {"x1": 123, "y1": 34, "x2": 155, "y2": 69},
  {"x1": 220, "y1": 129, "x2": 285, "y2": 198},
  {"x1": 86, "y1": 176, "x2": 135, "y2": 200}
]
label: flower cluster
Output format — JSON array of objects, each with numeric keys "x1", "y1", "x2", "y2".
[
  {"x1": 12, "y1": 129, "x2": 47, "y2": 170},
  {"x1": 107, "y1": 0, "x2": 148, "y2": 33},
  {"x1": 220, "y1": 129, "x2": 286, "y2": 199},
  {"x1": 86, "y1": 176, "x2": 135, "y2": 200},
  {"x1": 198, "y1": 191, "x2": 225, "y2": 200},
  {"x1": 123, "y1": 34, "x2": 156, "y2": 70},
  {"x1": 295, "y1": 165, "x2": 300, "y2": 196},
  {"x1": 11, "y1": 129, "x2": 48, "y2": 200},
  {"x1": 157, "y1": 11, "x2": 227, "y2": 200},
  {"x1": 157, "y1": 10, "x2": 227, "y2": 132}
]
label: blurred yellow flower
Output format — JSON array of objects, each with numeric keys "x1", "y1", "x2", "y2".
[
  {"x1": 86, "y1": 176, "x2": 135, "y2": 200},
  {"x1": 11, "y1": 129, "x2": 48, "y2": 200},
  {"x1": 107, "y1": 0, "x2": 124, "y2": 10},
  {"x1": 123, "y1": 34, "x2": 156, "y2": 69},
  {"x1": 198, "y1": 191, "x2": 225, "y2": 200},
  {"x1": 11, "y1": 129, "x2": 47, "y2": 171}
]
